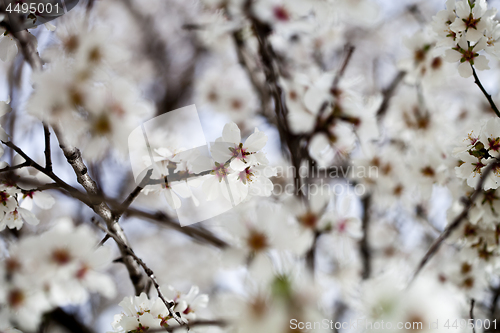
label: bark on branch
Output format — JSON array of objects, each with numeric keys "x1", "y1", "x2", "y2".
[{"x1": 52, "y1": 127, "x2": 148, "y2": 295}]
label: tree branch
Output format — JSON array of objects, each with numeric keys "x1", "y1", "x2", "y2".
[
  {"x1": 472, "y1": 65, "x2": 500, "y2": 118},
  {"x1": 0, "y1": 146, "x2": 229, "y2": 249},
  {"x1": 470, "y1": 298, "x2": 476, "y2": 333},
  {"x1": 115, "y1": 169, "x2": 154, "y2": 220},
  {"x1": 92, "y1": 218, "x2": 185, "y2": 326},
  {"x1": 410, "y1": 159, "x2": 500, "y2": 284},
  {"x1": 148, "y1": 320, "x2": 228, "y2": 332},
  {"x1": 331, "y1": 44, "x2": 355, "y2": 92},
  {"x1": 376, "y1": 70, "x2": 406, "y2": 119},
  {"x1": 51, "y1": 127, "x2": 147, "y2": 295},
  {"x1": 360, "y1": 194, "x2": 372, "y2": 280},
  {"x1": 43, "y1": 123, "x2": 52, "y2": 172}
]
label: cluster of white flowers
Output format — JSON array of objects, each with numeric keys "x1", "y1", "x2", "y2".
[
  {"x1": 0, "y1": 218, "x2": 115, "y2": 331},
  {"x1": 144, "y1": 122, "x2": 274, "y2": 210},
  {"x1": 446, "y1": 118, "x2": 500, "y2": 271},
  {"x1": 283, "y1": 73, "x2": 380, "y2": 167},
  {"x1": 110, "y1": 286, "x2": 208, "y2": 333},
  {"x1": 27, "y1": 14, "x2": 153, "y2": 160},
  {"x1": 455, "y1": 118, "x2": 500, "y2": 190},
  {"x1": 5, "y1": 0, "x2": 500, "y2": 332},
  {"x1": 0, "y1": 159, "x2": 55, "y2": 231},
  {"x1": 434, "y1": 0, "x2": 500, "y2": 77}
]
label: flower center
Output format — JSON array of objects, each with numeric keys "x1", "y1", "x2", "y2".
[
  {"x1": 299, "y1": 211, "x2": 318, "y2": 229},
  {"x1": 247, "y1": 230, "x2": 269, "y2": 252},
  {"x1": 8, "y1": 289, "x2": 25, "y2": 308},
  {"x1": 463, "y1": 13, "x2": 481, "y2": 30},
  {"x1": 212, "y1": 163, "x2": 229, "y2": 181},
  {"x1": 52, "y1": 248, "x2": 72, "y2": 265},
  {"x1": 0, "y1": 191, "x2": 9, "y2": 205}
]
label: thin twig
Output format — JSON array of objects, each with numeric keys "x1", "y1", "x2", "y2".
[
  {"x1": 410, "y1": 159, "x2": 499, "y2": 284},
  {"x1": 360, "y1": 194, "x2": 372, "y2": 280},
  {"x1": 305, "y1": 230, "x2": 321, "y2": 273},
  {"x1": 123, "y1": 208, "x2": 229, "y2": 248},
  {"x1": 43, "y1": 123, "x2": 52, "y2": 172},
  {"x1": 44, "y1": 307, "x2": 96, "y2": 333},
  {"x1": 91, "y1": 218, "x2": 185, "y2": 326},
  {"x1": 0, "y1": 162, "x2": 30, "y2": 173},
  {"x1": 376, "y1": 70, "x2": 406, "y2": 119},
  {"x1": 331, "y1": 45, "x2": 355, "y2": 92},
  {"x1": 148, "y1": 320, "x2": 228, "y2": 332},
  {"x1": 115, "y1": 169, "x2": 153, "y2": 219},
  {"x1": 0, "y1": 152, "x2": 228, "y2": 249},
  {"x1": 490, "y1": 284, "x2": 500, "y2": 317},
  {"x1": 470, "y1": 299, "x2": 476, "y2": 333},
  {"x1": 472, "y1": 65, "x2": 500, "y2": 118},
  {"x1": 244, "y1": 0, "x2": 305, "y2": 197}
]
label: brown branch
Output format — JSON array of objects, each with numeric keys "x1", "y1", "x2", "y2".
[
  {"x1": 470, "y1": 299, "x2": 476, "y2": 333},
  {"x1": 305, "y1": 230, "x2": 321, "y2": 273},
  {"x1": 42, "y1": 308, "x2": 95, "y2": 333},
  {"x1": 148, "y1": 320, "x2": 228, "y2": 332},
  {"x1": 376, "y1": 70, "x2": 406, "y2": 119},
  {"x1": 0, "y1": 159, "x2": 228, "y2": 249},
  {"x1": 5, "y1": 15, "x2": 223, "y2": 295},
  {"x1": 43, "y1": 123, "x2": 52, "y2": 172},
  {"x1": 123, "y1": 208, "x2": 229, "y2": 248},
  {"x1": 120, "y1": 0, "x2": 203, "y2": 116},
  {"x1": 232, "y1": 29, "x2": 274, "y2": 123},
  {"x1": 331, "y1": 45, "x2": 355, "y2": 92},
  {"x1": 472, "y1": 65, "x2": 500, "y2": 118},
  {"x1": 91, "y1": 218, "x2": 185, "y2": 326},
  {"x1": 115, "y1": 169, "x2": 154, "y2": 220},
  {"x1": 0, "y1": 161, "x2": 30, "y2": 173},
  {"x1": 244, "y1": 0, "x2": 305, "y2": 197},
  {"x1": 410, "y1": 159, "x2": 500, "y2": 284},
  {"x1": 51, "y1": 127, "x2": 147, "y2": 295},
  {"x1": 490, "y1": 284, "x2": 500, "y2": 317},
  {"x1": 359, "y1": 194, "x2": 372, "y2": 280}
]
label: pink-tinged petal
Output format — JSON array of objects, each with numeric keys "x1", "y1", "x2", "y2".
[
  {"x1": 192, "y1": 294, "x2": 209, "y2": 310},
  {"x1": 139, "y1": 313, "x2": 161, "y2": 329},
  {"x1": 33, "y1": 191, "x2": 55, "y2": 209},
  {"x1": 474, "y1": 55, "x2": 490, "y2": 70},
  {"x1": 18, "y1": 208, "x2": 39, "y2": 226},
  {"x1": 230, "y1": 158, "x2": 247, "y2": 171},
  {"x1": 222, "y1": 122, "x2": 241, "y2": 144},
  {"x1": 458, "y1": 61, "x2": 473, "y2": 77},
  {"x1": 444, "y1": 49, "x2": 462, "y2": 62},
  {"x1": 210, "y1": 141, "x2": 232, "y2": 163},
  {"x1": 244, "y1": 129, "x2": 267, "y2": 152}
]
